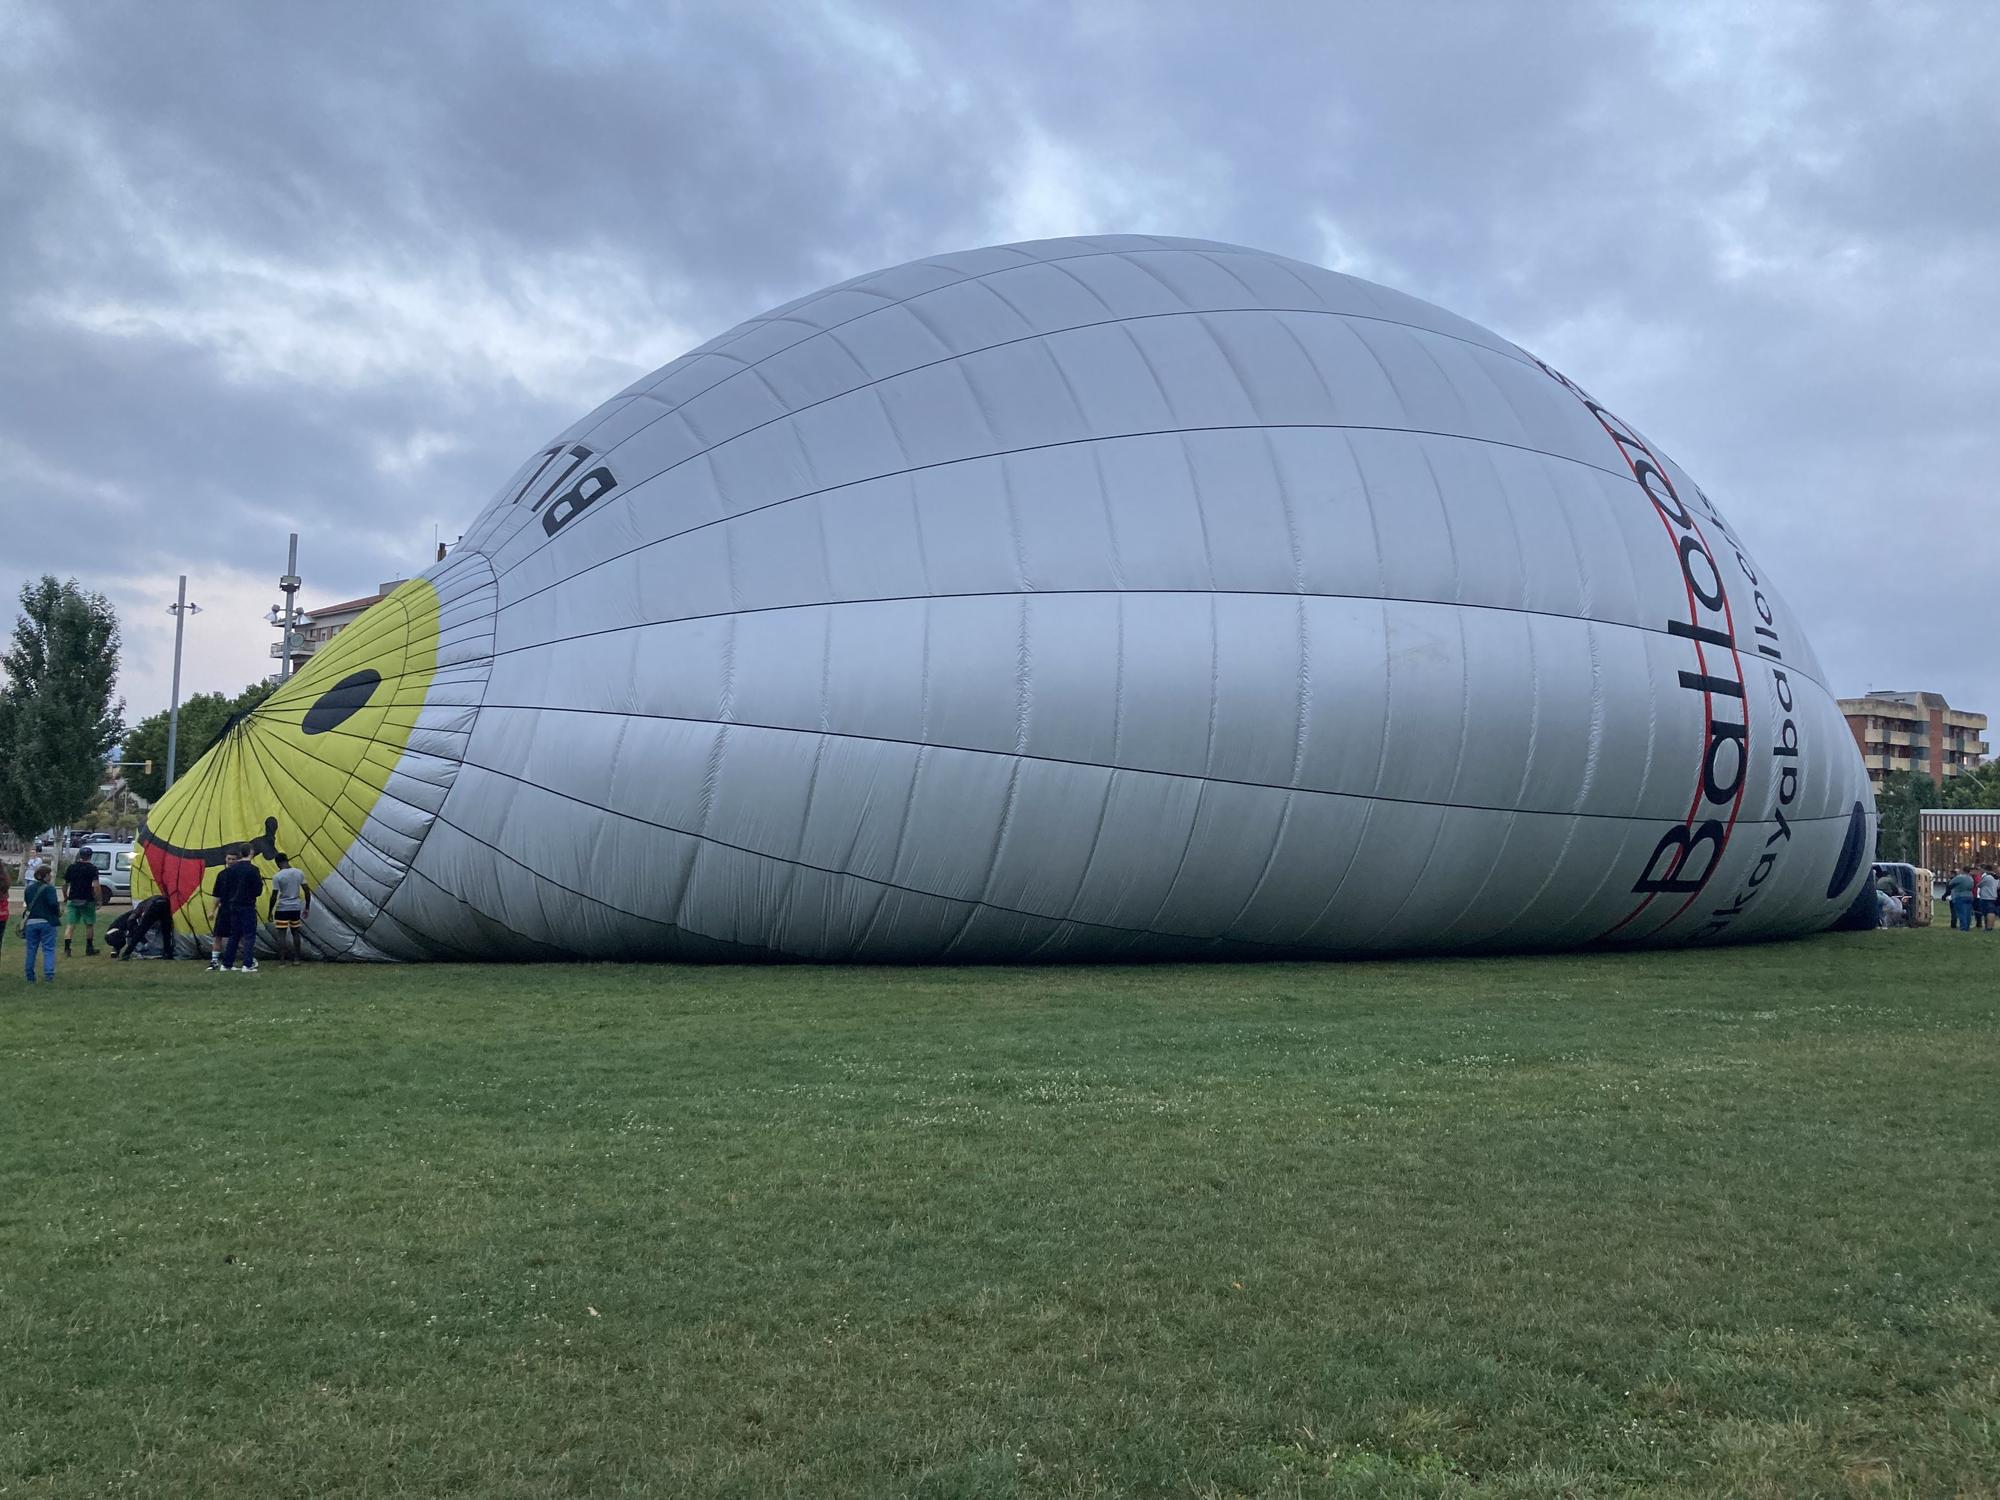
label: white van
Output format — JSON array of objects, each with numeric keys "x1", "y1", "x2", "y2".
[{"x1": 81, "y1": 843, "x2": 135, "y2": 901}]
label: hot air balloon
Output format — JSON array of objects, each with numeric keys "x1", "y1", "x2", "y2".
[{"x1": 137, "y1": 235, "x2": 1874, "y2": 960}]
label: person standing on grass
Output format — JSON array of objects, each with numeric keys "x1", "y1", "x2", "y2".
[
  {"x1": 1979, "y1": 865, "x2": 1999, "y2": 931},
  {"x1": 205, "y1": 850, "x2": 233, "y2": 969},
  {"x1": 61, "y1": 847, "x2": 103, "y2": 958},
  {"x1": 206, "y1": 848, "x2": 241, "y2": 969},
  {"x1": 266, "y1": 854, "x2": 309, "y2": 965},
  {"x1": 208, "y1": 846, "x2": 264, "y2": 974},
  {"x1": 21, "y1": 863, "x2": 61, "y2": 982},
  {"x1": 1946, "y1": 866, "x2": 1976, "y2": 931},
  {"x1": 0, "y1": 859, "x2": 10, "y2": 963}
]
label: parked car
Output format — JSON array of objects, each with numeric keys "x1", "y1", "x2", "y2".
[{"x1": 81, "y1": 842, "x2": 135, "y2": 900}]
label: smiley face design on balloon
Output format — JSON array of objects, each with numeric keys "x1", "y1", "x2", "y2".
[{"x1": 134, "y1": 576, "x2": 454, "y2": 948}]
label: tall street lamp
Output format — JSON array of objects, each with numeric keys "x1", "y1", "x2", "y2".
[
  {"x1": 269, "y1": 531, "x2": 307, "y2": 682},
  {"x1": 265, "y1": 601, "x2": 315, "y2": 676},
  {"x1": 165, "y1": 577, "x2": 202, "y2": 789}
]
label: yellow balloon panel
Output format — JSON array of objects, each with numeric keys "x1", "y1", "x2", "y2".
[{"x1": 135, "y1": 581, "x2": 442, "y2": 936}]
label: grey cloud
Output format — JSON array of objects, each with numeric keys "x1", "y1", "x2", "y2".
[{"x1": 1, "y1": 0, "x2": 1994, "y2": 722}]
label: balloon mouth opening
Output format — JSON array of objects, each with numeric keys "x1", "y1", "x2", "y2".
[{"x1": 137, "y1": 815, "x2": 288, "y2": 914}]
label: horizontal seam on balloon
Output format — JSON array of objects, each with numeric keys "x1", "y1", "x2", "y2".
[
  {"x1": 247, "y1": 697, "x2": 888, "y2": 959},
  {"x1": 505, "y1": 348, "x2": 1581, "y2": 586},
  {"x1": 290, "y1": 698, "x2": 1862, "y2": 834},
  {"x1": 495, "y1": 291, "x2": 1546, "y2": 571},
  {"x1": 409, "y1": 809, "x2": 803, "y2": 961},
  {"x1": 495, "y1": 704, "x2": 1869, "y2": 829},
  {"x1": 369, "y1": 837, "x2": 587, "y2": 960},
  {"x1": 227, "y1": 580, "x2": 652, "y2": 959},
  {"x1": 702, "y1": 261, "x2": 1536, "y2": 407},
  {"x1": 618, "y1": 243, "x2": 1534, "y2": 439},
  {"x1": 247, "y1": 701, "x2": 1502, "y2": 955},
  {"x1": 563, "y1": 245, "x2": 1182, "y2": 464},
  {"x1": 475, "y1": 587, "x2": 1837, "y2": 700},
  {"x1": 437, "y1": 752, "x2": 1349, "y2": 955},
  {"x1": 490, "y1": 421, "x2": 1666, "y2": 613}
]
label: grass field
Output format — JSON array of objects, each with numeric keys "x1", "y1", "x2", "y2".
[{"x1": 2, "y1": 930, "x2": 1996, "y2": 1497}]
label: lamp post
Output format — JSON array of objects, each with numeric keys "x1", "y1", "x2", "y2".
[
  {"x1": 265, "y1": 601, "x2": 316, "y2": 677},
  {"x1": 271, "y1": 532, "x2": 306, "y2": 683},
  {"x1": 164, "y1": 576, "x2": 202, "y2": 789}
]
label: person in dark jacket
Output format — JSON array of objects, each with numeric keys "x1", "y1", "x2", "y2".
[
  {"x1": 208, "y1": 846, "x2": 265, "y2": 973},
  {"x1": 109, "y1": 893, "x2": 177, "y2": 960},
  {"x1": 21, "y1": 863, "x2": 61, "y2": 981}
]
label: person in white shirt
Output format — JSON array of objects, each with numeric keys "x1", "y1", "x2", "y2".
[{"x1": 266, "y1": 855, "x2": 311, "y2": 965}]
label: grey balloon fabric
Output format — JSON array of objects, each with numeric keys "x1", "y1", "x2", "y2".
[{"x1": 141, "y1": 234, "x2": 1876, "y2": 960}]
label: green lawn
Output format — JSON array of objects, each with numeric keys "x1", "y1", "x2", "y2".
[{"x1": 2, "y1": 931, "x2": 1996, "y2": 1498}]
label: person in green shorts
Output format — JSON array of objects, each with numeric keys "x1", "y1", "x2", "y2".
[{"x1": 62, "y1": 848, "x2": 103, "y2": 957}]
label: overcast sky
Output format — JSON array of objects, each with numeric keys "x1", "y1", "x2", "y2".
[{"x1": 2, "y1": 0, "x2": 1994, "y2": 729}]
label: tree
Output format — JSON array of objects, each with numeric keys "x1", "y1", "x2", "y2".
[
  {"x1": 0, "y1": 577, "x2": 124, "y2": 839},
  {"x1": 1871, "y1": 761, "x2": 2000, "y2": 866},
  {"x1": 121, "y1": 679, "x2": 276, "y2": 804},
  {"x1": 1940, "y1": 759, "x2": 2000, "y2": 810},
  {"x1": 1873, "y1": 770, "x2": 1935, "y2": 864}
]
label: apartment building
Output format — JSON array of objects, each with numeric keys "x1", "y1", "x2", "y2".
[
  {"x1": 274, "y1": 579, "x2": 409, "y2": 676},
  {"x1": 1838, "y1": 690, "x2": 1989, "y2": 787}
]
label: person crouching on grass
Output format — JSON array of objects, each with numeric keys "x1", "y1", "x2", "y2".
[
  {"x1": 267, "y1": 854, "x2": 310, "y2": 965},
  {"x1": 207, "y1": 846, "x2": 265, "y2": 973},
  {"x1": 109, "y1": 893, "x2": 177, "y2": 960}
]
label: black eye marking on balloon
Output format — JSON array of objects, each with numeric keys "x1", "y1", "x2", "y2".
[
  {"x1": 1826, "y1": 801, "x2": 1868, "y2": 900},
  {"x1": 302, "y1": 669, "x2": 382, "y2": 735}
]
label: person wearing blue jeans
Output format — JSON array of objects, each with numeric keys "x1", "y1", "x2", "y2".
[
  {"x1": 1946, "y1": 867, "x2": 1976, "y2": 931},
  {"x1": 220, "y1": 901, "x2": 261, "y2": 970},
  {"x1": 208, "y1": 845, "x2": 265, "y2": 973},
  {"x1": 21, "y1": 863, "x2": 60, "y2": 982}
]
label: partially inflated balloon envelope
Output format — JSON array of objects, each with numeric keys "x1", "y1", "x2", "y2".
[{"x1": 138, "y1": 235, "x2": 1875, "y2": 960}]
